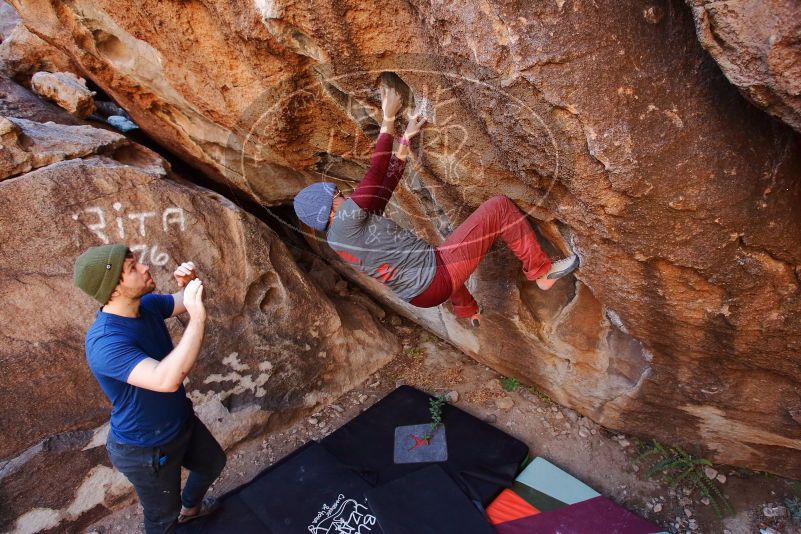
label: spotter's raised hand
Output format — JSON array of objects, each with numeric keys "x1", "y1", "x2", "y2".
[{"x1": 173, "y1": 261, "x2": 197, "y2": 287}]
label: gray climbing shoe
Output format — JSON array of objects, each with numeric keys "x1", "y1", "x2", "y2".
[{"x1": 536, "y1": 255, "x2": 579, "y2": 290}]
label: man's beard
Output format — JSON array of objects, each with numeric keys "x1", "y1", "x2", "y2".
[
  {"x1": 121, "y1": 282, "x2": 155, "y2": 299},
  {"x1": 142, "y1": 276, "x2": 157, "y2": 296},
  {"x1": 139, "y1": 284, "x2": 155, "y2": 297}
]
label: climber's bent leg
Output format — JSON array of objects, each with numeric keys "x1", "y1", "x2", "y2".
[
  {"x1": 449, "y1": 284, "x2": 479, "y2": 318},
  {"x1": 409, "y1": 253, "x2": 477, "y2": 318},
  {"x1": 408, "y1": 268, "x2": 479, "y2": 319},
  {"x1": 437, "y1": 195, "x2": 551, "y2": 288},
  {"x1": 411, "y1": 196, "x2": 553, "y2": 319}
]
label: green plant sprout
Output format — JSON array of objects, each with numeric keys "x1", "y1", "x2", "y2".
[
  {"x1": 501, "y1": 377, "x2": 520, "y2": 392},
  {"x1": 528, "y1": 386, "x2": 551, "y2": 402},
  {"x1": 418, "y1": 332, "x2": 436, "y2": 344},
  {"x1": 405, "y1": 346, "x2": 425, "y2": 359},
  {"x1": 635, "y1": 439, "x2": 733, "y2": 518},
  {"x1": 422, "y1": 394, "x2": 447, "y2": 442}
]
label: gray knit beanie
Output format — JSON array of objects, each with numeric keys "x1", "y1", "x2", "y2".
[
  {"x1": 293, "y1": 182, "x2": 336, "y2": 232},
  {"x1": 73, "y1": 243, "x2": 129, "y2": 304}
]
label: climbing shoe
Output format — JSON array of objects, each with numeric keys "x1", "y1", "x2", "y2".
[
  {"x1": 536, "y1": 255, "x2": 579, "y2": 290},
  {"x1": 469, "y1": 308, "x2": 482, "y2": 328}
]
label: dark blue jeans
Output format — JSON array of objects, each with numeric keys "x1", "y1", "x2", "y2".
[{"x1": 106, "y1": 415, "x2": 226, "y2": 534}]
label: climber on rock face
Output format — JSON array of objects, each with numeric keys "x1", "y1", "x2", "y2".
[
  {"x1": 74, "y1": 245, "x2": 225, "y2": 533},
  {"x1": 293, "y1": 85, "x2": 578, "y2": 327}
]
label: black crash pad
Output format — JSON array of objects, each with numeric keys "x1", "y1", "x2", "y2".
[
  {"x1": 179, "y1": 386, "x2": 527, "y2": 533},
  {"x1": 178, "y1": 442, "x2": 382, "y2": 534},
  {"x1": 321, "y1": 385, "x2": 528, "y2": 506},
  {"x1": 365, "y1": 464, "x2": 496, "y2": 534}
]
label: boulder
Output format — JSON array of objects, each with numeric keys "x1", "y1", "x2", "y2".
[
  {"x1": 105, "y1": 114, "x2": 137, "y2": 132},
  {"x1": 0, "y1": 107, "x2": 397, "y2": 531},
  {"x1": 31, "y1": 71, "x2": 96, "y2": 117},
  {"x1": 687, "y1": 0, "x2": 801, "y2": 132},
  {"x1": 0, "y1": 2, "x2": 81, "y2": 84},
  {"x1": 0, "y1": 1, "x2": 18, "y2": 39},
  {"x1": 0, "y1": 116, "x2": 28, "y2": 177},
  {"x1": 7, "y1": 0, "x2": 801, "y2": 482},
  {"x1": 0, "y1": 75, "x2": 84, "y2": 124},
  {"x1": 0, "y1": 115, "x2": 127, "y2": 180}
]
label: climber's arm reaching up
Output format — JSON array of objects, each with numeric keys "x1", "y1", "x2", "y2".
[
  {"x1": 349, "y1": 86, "x2": 402, "y2": 214},
  {"x1": 350, "y1": 132, "x2": 394, "y2": 213},
  {"x1": 395, "y1": 113, "x2": 426, "y2": 163},
  {"x1": 354, "y1": 113, "x2": 427, "y2": 215}
]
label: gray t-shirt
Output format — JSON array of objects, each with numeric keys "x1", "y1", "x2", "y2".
[{"x1": 326, "y1": 198, "x2": 436, "y2": 301}]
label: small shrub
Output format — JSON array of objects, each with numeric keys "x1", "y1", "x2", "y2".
[
  {"x1": 733, "y1": 467, "x2": 757, "y2": 478},
  {"x1": 528, "y1": 387, "x2": 551, "y2": 402},
  {"x1": 635, "y1": 440, "x2": 733, "y2": 518},
  {"x1": 786, "y1": 496, "x2": 801, "y2": 526},
  {"x1": 501, "y1": 377, "x2": 520, "y2": 392},
  {"x1": 788, "y1": 480, "x2": 801, "y2": 496},
  {"x1": 405, "y1": 346, "x2": 425, "y2": 359},
  {"x1": 418, "y1": 332, "x2": 435, "y2": 343},
  {"x1": 422, "y1": 394, "x2": 447, "y2": 441}
]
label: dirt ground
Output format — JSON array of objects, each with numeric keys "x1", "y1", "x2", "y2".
[{"x1": 89, "y1": 320, "x2": 801, "y2": 534}]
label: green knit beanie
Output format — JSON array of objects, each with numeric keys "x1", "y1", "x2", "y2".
[{"x1": 73, "y1": 244, "x2": 130, "y2": 304}]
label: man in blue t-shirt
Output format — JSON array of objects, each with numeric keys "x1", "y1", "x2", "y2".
[{"x1": 74, "y1": 243, "x2": 226, "y2": 533}]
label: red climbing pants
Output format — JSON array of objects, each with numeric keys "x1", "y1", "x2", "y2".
[{"x1": 410, "y1": 195, "x2": 552, "y2": 318}]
